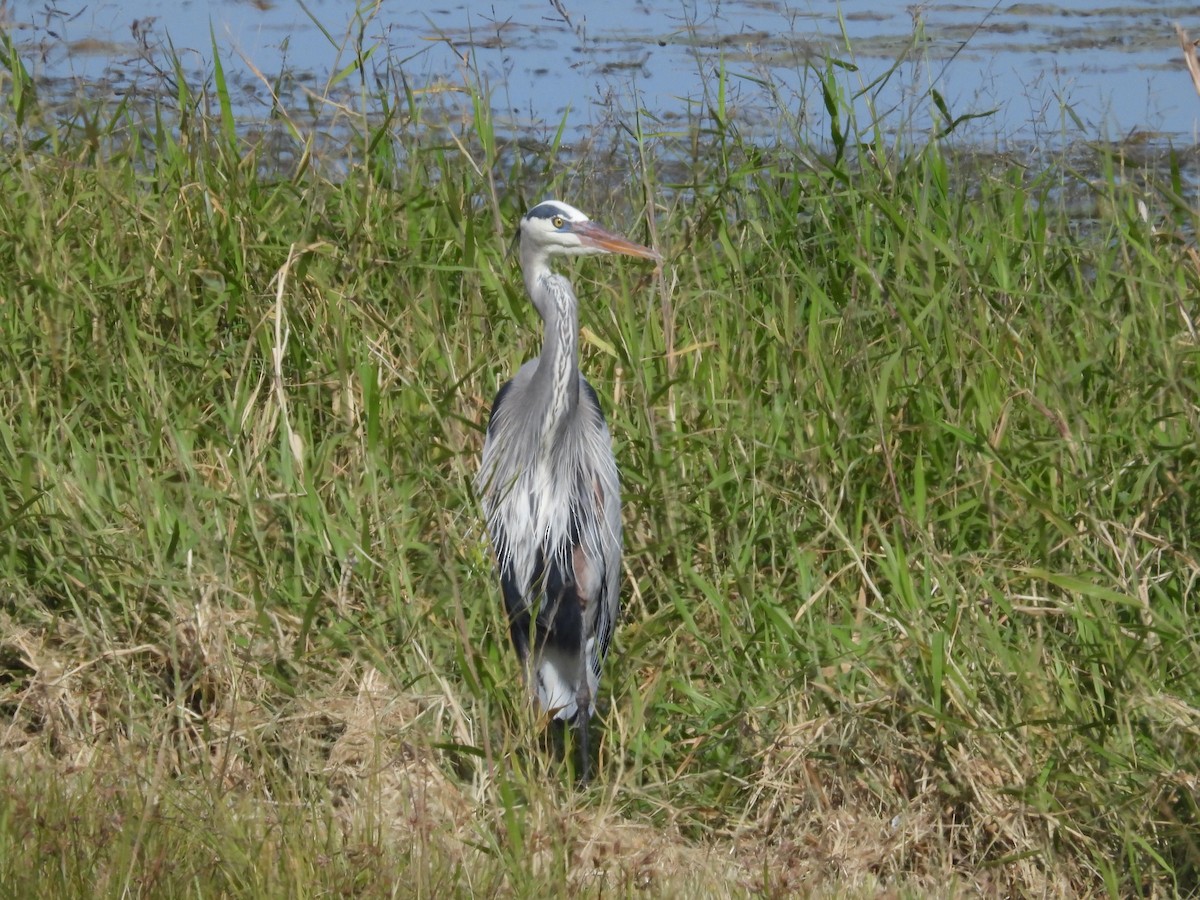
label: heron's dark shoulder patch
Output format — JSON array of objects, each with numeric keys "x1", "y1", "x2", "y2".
[
  {"x1": 486, "y1": 378, "x2": 515, "y2": 436},
  {"x1": 486, "y1": 363, "x2": 538, "y2": 435},
  {"x1": 580, "y1": 378, "x2": 607, "y2": 425}
]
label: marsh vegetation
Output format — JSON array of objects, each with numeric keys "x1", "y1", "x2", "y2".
[{"x1": 0, "y1": 18, "x2": 1198, "y2": 898}]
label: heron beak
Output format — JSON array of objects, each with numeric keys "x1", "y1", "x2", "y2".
[{"x1": 573, "y1": 221, "x2": 662, "y2": 262}]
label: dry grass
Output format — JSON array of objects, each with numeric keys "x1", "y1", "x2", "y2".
[
  {"x1": 0, "y1": 597, "x2": 752, "y2": 895},
  {"x1": 0, "y1": 588, "x2": 1152, "y2": 896}
]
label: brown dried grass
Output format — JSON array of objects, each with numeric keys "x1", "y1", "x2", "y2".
[{"x1": 0, "y1": 588, "x2": 1113, "y2": 896}]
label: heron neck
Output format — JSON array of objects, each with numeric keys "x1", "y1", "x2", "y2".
[{"x1": 527, "y1": 267, "x2": 580, "y2": 434}]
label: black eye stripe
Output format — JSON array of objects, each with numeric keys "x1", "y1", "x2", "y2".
[{"x1": 526, "y1": 201, "x2": 569, "y2": 220}]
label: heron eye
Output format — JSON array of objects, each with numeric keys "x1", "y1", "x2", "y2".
[{"x1": 551, "y1": 215, "x2": 565, "y2": 229}]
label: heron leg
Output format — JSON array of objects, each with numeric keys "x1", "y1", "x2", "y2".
[
  {"x1": 574, "y1": 678, "x2": 592, "y2": 785},
  {"x1": 574, "y1": 706, "x2": 591, "y2": 785}
]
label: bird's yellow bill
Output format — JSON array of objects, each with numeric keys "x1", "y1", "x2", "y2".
[{"x1": 572, "y1": 221, "x2": 662, "y2": 262}]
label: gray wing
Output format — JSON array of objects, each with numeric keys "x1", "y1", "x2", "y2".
[
  {"x1": 480, "y1": 377, "x2": 536, "y2": 660},
  {"x1": 576, "y1": 379, "x2": 621, "y2": 681},
  {"x1": 478, "y1": 368, "x2": 621, "y2": 707}
]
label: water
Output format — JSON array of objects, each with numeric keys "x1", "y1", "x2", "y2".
[{"x1": 7, "y1": 0, "x2": 1200, "y2": 148}]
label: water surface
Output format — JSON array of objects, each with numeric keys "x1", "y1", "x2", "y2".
[{"x1": 9, "y1": 1, "x2": 1200, "y2": 147}]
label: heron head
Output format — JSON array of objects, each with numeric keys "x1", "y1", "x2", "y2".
[{"x1": 519, "y1": 200, "x2": 661, "y2": 263}]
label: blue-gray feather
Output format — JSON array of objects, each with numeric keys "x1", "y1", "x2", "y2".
[{"x1": 478, "y1": 199, "x2": 655, "y2": 782}]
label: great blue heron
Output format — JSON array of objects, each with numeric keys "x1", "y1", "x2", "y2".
[{"x1": 476, "y1": 199, "x2": 660, "y2": 783}]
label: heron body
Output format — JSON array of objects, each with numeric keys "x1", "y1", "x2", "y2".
[{"x1": 476, "y1": 200, "x2": 659, "y2": 782}]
